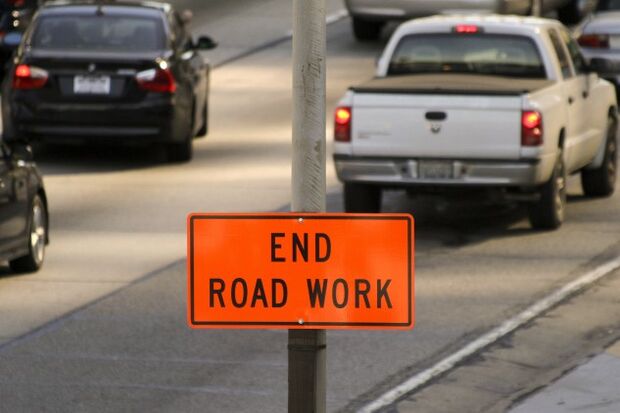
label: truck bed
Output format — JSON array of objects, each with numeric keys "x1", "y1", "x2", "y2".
[{"x1": 350, "y1": 74, "x2": 555, "y2": 96}]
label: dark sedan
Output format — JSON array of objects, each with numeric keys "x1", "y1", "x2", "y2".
[
  {"x1": 0, "y1": 141, "x2": 48, "y2": 273},
  {"x1": 2, "y1": 0, "x2": 216, "y2": 162}
]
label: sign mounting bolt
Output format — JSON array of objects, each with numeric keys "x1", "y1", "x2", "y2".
[
  {"x1": 298, "y1": 218, "x2": 304, "y2": 224},
  {"x1": 298, "y1": 319, "x2": 304, "y2": 325}
]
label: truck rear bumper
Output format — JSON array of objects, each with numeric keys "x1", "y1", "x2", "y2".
[{"x1": 334, "y1": 155, "x2": 546, "y2": 187}]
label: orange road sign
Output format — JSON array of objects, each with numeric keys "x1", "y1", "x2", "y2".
[{"x1": 187, "y1": 213, "x2": 414, "y2": 330}]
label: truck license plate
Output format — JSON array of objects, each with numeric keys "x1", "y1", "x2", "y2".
[
  {"x1": 418, "y1": 161, "x2": 453, "y2": 179},
  {"x1": 74, "y1": 75, "x2": 111, "y2": 94}
]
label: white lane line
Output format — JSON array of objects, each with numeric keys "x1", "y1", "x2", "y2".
[{"x1": 359, "y1": 255, "x2": 620, "y2": 413}]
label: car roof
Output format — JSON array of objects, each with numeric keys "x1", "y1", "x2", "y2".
[{"x1": 39, "y1": 0, "x2": 171, "y2": 15}]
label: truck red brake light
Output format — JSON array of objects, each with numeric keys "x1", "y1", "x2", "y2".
[
  {"x1": 522, "y1": 111, "x2": 543, "y2": 146},
  {"x1": 334, "y1": 106, "x2": 351, "y2": 142},
  {"x1": 136, "y1": 68, "x2": 177, "y2": 93},
  {"x1": 454, "y1": 25, "x2": 480, "y2": 34},
  {"x1": 12, "y1": 64, "x2": 49, "y2": 90},
  {"x1": 577, "y1": 34, "x2": 609, "y2": 49}
]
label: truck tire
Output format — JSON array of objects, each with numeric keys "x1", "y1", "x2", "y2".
[
  {"x1": 344, "y1": 183, "x2": 381, "y2": 212},
  {"x1": 581, "y1": 116, "x2": 617, "y2": 197},
  {"x1": 528, "y1": 149, "x2": 567, "y2": 230},
  {"x1": 557, "y1": 0, "x2": 582, "y2": 25},
  {"x1": 352, "y1": 17, "x2": 383, "y2": 41}
]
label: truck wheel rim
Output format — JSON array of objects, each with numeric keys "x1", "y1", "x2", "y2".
[
  {"x1": 31, "y1": 201, "x2": 46, "y2": 265},
  {"x1": 608, "y1": 138, "x2": 617, "y2": 186},
  {"x1": 555, "y1": 158, "x2": 566, "y2": 221}
]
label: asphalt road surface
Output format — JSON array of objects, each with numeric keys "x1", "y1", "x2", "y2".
[{"x1": 1, "y1": 1, "x2": 620, "y2": 412}]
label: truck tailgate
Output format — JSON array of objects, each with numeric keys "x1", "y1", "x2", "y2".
[{"x1": 351, "y1": 93, "x2": 523, "y2": 160}]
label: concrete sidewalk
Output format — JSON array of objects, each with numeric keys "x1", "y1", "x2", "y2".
[{"x1": 509, "y1": 340, "x2": 620, "y2": 413}]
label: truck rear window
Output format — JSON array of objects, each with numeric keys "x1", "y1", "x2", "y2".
[
  {"x1": 388, "y1": 34, "x2": 546, "y2": 79},
  {"x1": 30, "y1": 15, "x2": 166, "y2": 52}
]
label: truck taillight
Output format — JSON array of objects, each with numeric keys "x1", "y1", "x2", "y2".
[
  {"x1": 12, "y1": 64, "x2": 48, "y2": 90},
  {"x1": 577, "y1": 34, "x2": 609, "y2": 49},
  {"x1": 522, "y1": 111, "x2": 543, "y2": 146},
  {"x1": 453, "y1": 25, "x2": 481, "y2": 34},
  {"x1": 136, "y1": 68, "x2": 176, "y2": 93},
  {"x1": 334, "y1": 106, "x2": 351, "y2": 142}
]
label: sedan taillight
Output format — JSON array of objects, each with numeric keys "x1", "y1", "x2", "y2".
[
  {"x1": 12, "y1": 64, "x2": 48, "y2": 90},
  {"x1": 577, "y1": 34, "x2": 609, "y2": 49},
  {"x1": 136, "y1": 68, "x2": 176, "y2": 93}
]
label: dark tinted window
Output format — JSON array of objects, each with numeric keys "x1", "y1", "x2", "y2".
[
  {"x1": 559, "y1": 29, "x2": 587, "y2": 75},
  {"x1": 388, "y1": 34, "x2": 546, "y2": 78},
  {"x1": 597, "y1": 0, "x2": 620, "y2": 10},
  {"x1": 549, "y1": 29, "x2": 572, "y2": 78},
  {"x1": 31, "y1": 15, "x2": 166, "y2": 51}
]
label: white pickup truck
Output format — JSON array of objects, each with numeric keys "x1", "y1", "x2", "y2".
[{"x1": 333, "y1": 15, "x2": 618, "y2": 229}]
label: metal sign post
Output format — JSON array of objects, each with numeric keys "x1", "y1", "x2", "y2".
[{"x1": 290, "y1": 0, "x2": 327, "y2": 411}]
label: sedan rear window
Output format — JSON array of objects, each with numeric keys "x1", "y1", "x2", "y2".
[
  {"x1": 30, "y1": 15, "x2": 166, "y2": 51},
  {"x1": 388, "y1": 34, "x2": 546, "y2": 78}
]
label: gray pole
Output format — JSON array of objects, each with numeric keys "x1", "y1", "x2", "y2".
[{"x1": 289, "y1": 0, "x2": 327, "y2": 411}]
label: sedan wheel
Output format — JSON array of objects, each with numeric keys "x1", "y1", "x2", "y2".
[{"x1": 10, "y1": 194, "x2": 47, "y2": 273}]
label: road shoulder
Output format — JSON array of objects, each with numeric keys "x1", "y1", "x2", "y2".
[{"x1": 396, "y1": 268, "x2": 620, "y2": 413}]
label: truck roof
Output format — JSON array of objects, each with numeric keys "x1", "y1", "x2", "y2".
[{"x1": 397, "y1": 14, "x2": 562, "y2": 35}]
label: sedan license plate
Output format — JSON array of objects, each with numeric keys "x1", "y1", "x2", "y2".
[
  {"x1": 74, "y1": 75, "x2": 111, "y2": 94},
  {"x1": 418, "y1": 161, "x2": 454, "y2": 179}
]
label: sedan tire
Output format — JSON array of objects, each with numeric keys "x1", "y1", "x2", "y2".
[
  {"x1": 167, "y1": 136, "x2": 193, "y2": 163},
  {"x1": 9, "y1": 194, "x2": 47, "y2": 273}
]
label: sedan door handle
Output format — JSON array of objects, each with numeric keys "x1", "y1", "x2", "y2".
[{"x1": 568, "y1": 96, "x2": 574, "y2": 105}]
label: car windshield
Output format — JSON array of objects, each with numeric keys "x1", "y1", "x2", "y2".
[
  {"x1": 388, "y1": 34, "x2": 546, "y2": 78},
  {"x1": 30, "y1": 15, "x2": 166, "y2": 51},
  {"x1": 596, "y1": 0, "x2": 620, "y2": 11}
]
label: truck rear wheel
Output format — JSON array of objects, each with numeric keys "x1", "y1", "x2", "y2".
[
  {"x1": 352, "y1": 17, "x2": 383, "y2": 41},
  {"x1": 581, "y1": 117, "x2": 617, "y2": 197},
  {"x1": 529, "y1": 149, "x2": 566, "y2": 230},
  {"x1": 344, "y1": 183, "x2": 381, "y2": 212}
]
